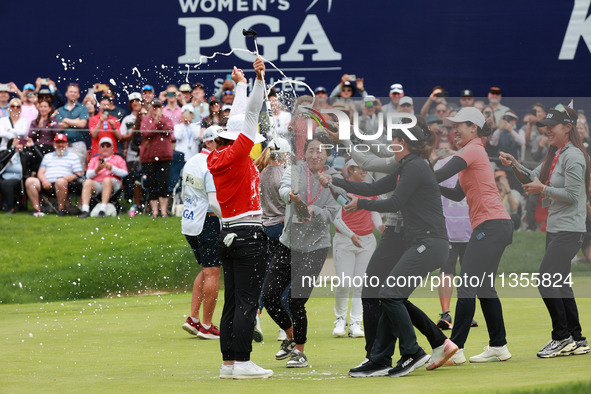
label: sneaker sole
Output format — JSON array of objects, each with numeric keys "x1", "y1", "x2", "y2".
[
  {"x1": 348, "y1": 332, "x2": 365, "y2": 338},
  {"x1": 233, "y1": 372, "x2": 274, "y2": 380},
  {"x1": 197, "y1": 332, "x2": 220, "y2": 339},
  {"x1": 182, "y1": 323, "x2": 199, "y2": 336},
  {"x1": 349, "y1": 367, "x2": 391, "y2": 378},
  {"x1": 389, "y1": 354, "x2": 431, "y2": 378},
  {"x1": 427, "y1": 342, "x2": 459, "y2": 370},
  {"x1": 286, "y1": 362, "x2": 308, "y2": 368},
  {"x1": 437, "y1": 320, "x2": 452, "y2": 330},
  {"x1": 219, "y1": 374, "x2": 233, "y2": 379},
  {"x1": 573, "y1": 346, "x2": 591, "y2": 355},
  {"x1": 444, "y1": 358, "x2": 465, "y2": 365},
  {"x1": 537, "y1": 342, "x2": 577, "y2": 358},
  {"x1": 333, "y1": 331, "x2": 346, "y2": 337},
  {"x1": 470, "y1": 354, "x2": 512, "y2": 362}
]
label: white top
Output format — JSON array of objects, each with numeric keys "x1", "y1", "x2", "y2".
[
  {"x1": 181, "y1": 151, "x2": 217, "y2": 235},
  {"x1": 173, "y1": 122, "x2": 201, "y2": 160},
  {"x1": 0, "y1": 116, "x2": 30, "y2": 150},
  {"x1": 273, "y1": 111, "x2": 292, "y2": 137}
]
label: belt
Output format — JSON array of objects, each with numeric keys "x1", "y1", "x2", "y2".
[
  {"x1": 207, "y1": 212, "x2": 217, "y2": 217},
  {"x1": 222, "y1": 221, "x2": 263, "y2": 229}
]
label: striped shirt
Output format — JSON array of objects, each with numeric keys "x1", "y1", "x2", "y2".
[{"x1": 40, "y1": 150, "x2": 83, "y2": 182}]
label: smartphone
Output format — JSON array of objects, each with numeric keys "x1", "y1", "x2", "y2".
[
  {"x1": 96, "y1": 84, "x2": 109, "y2": 92},
  {"x1": 225, "y1": 74, "x2": 232, "y2": 80},
  {"x1": 436, "y1": 91, "x2": 449, "y2": 98},
  {"x1": 0, "y1": 83, "x2": 9, "y2": 90},
  {"x1": 365, "y1": 101, "x2": 374, "y2": 107},
  {"x1": 348, "y1": 74, "x2": 356, "y2": 81},
  {"x1": 40, "y1": 78, "x2": 49, "y2": 85},
  {"x1": 531, "y1": 109, "x2": 537, "y2": 115},
  {"x1": 18, "y1": 137, "x2": 27, "y2": 145}
]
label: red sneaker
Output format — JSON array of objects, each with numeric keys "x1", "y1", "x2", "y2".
[
  {"x1": 197, "y1": 324, "x2": 221, "y2": 339},
  {"x1": 182, "y1": 317, "x2": 200, "y2": 336}
]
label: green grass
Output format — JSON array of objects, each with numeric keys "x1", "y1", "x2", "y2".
[{"x1": 1, "y1": 294, "x2": 590, "y2": 393}]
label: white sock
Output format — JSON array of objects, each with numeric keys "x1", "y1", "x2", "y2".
[
  {"x1": 201, "y1": 323, "x2": 211, "y2": 330},
  {"x1": 98, "y1": 203, "x2": 107, "y2": 211},
  {"x1": 82, "y1": 205, "x2": 90, "y2": 212},
  {"x1": 190, "y1": 317, "x2": 199, "y2": 324}
]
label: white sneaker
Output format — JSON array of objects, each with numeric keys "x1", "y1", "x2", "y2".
[
  {"x1": 427, "y1": 339, "x2": 458, "y2": 370},
  {"x1": 469, "y1": 345, "x2": 512, "y2": 363},
  {"x1": 232, "y1": 360, "x2": 273, "y2": 379},
  {"x1": 444, "y1": 348, "x2": 466, "y2": 365},
  {"x1": 348, "y1": 322, "x2": 365, "y2": 338},
  {"x1": 277, "y1": 329, "x2": 287, "y2": 341},
  {"x1": 333, "y1": 317, "x2": 347, "y2": 337},
  {"x1": 219, "y1": 364, "x2": 233, "y2": 379}
]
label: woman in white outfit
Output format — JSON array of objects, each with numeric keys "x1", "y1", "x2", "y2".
[{"x1": 332, "y1": 159, "x2": 382, "y2": 338}]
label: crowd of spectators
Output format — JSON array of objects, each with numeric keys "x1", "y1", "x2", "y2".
[{"x1": 0, "y1": 75, "x2": 589, "y2": 241}]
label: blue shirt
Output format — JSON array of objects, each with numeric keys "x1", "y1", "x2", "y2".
[
  {"x1": 56, "y1": 102, "x2": 89, "y2": 143},
  {"x1": 0, "y1": 104, "x2": 8, "y2": 118}
]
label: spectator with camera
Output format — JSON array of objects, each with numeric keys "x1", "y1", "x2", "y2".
[
  {"x1": 119, "y1": 93, "x2": 146, "y2": 209},
  {"x1": 56, "y1": 83, "x2": 89, "y2": 170},
  {"x1": 19, "y1": 84, "x2": 39, "y2": 122},
  {"x1": 170, "y1": 105, "x2": 201, "y2": 194},
  {"x1": 0, "y1": 98, "x2": 30, "y2": 153},
  {"x1": 190, "y1": 83, "x2": 209, "y2": 123},
  {"x1": 420, "y1": 86, "x2": 448, "y2": 117},
  {"x1": 160, "y1": 84, "x2": 182, "y2": 125},
  {"x1": 88, "y1": 96, "x2": 122, "y2": 158},
  {"x1": 79, "y1": 137, "x2": 128, "y2": 218},
  {"x1": 487, "y1": 87, "x2": 510, "y2": 124},
  {"x1": 330, "y1": 74, "x2": 369, "y2": 111},
  {"x1": 141, "y1": 85, "x2": 156, "y2": 104},
  {"x1": 521, "y1": 103, "x2": 548, "y2": 166},
  {"x1": 201, "y1": 98, "x2": 227, "y2": 134},
  {"x1": 35, "y1": 77, "x2": 66, "y2": 108},
  {"x1": 25, "y1": 133, "x2": 83, "y2": 216},
  {"x1": 382, "y1": 83, "x2": 404, "y2": 115},
  {"x1": 0, "y1": 136, "x2": 29, "y2": 214}
]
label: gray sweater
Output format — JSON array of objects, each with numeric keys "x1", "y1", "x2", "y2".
[
  {"x1": 525, "y1": 142, "x2": 587, "y2": 233},
  {"x1": 279, "y1": 163, "x2": 340, "y2": 252},
  {"x1": 260, "y1": 165, "x2": 286, "y2": 227}
]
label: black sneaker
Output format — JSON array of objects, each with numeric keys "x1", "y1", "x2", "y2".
[
  {"x1": 437, "y1": 312, "x2": 452, "y2": 330},
  {"x1": 97, "y1": 210, "x2": 106, "y2": 218},
  {"x1": 57, "y1": 209, "x2": 67, "y2": 217},
  {"x1": 388, "y1": 348, "x2": 430, "y2": 378},
  {"x1": 275, "y1": 339, "x2": 296, "y2": 360},
  {"x1": 348, "y1": 360, "x2": 391, "y2": 378},
  {"x1": 79, "y1": 212, "x2": 90, "y2": 219},
  {"x1": 471, "y1": 319, "x2": 479, "y2": 327}
]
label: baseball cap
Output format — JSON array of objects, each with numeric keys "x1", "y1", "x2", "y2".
[
  {"x1": 179, "y1": 83, "x2": 191, "y2": 93},
  {"x1": 270, "y1": 137, "x2": 291, "y2": 153},
  {"x1": 314, "y1": 86, "x2": 327, "y2": 94},
  {"x1": 192, "y1": 82, "x2": 204, "y2": 90},
  {"x1": 332, "y1": 156, "x2": 345, "y2": 171},
  {"x1": 128, "y1": 92, "x2": 142, "y2": 101},
  {"x1": 426, "y1": 114, "x2": 442, "y2": 124},
  {"x1": 503, "y1": 110, "x2": 519, "y2": 120},
  {"x1": 150, "y1": 99, "x2": 163, "y2": 107},
  {"x1": 446, "y1": 107, "x2": 485, "y2": 128},
  {"x1": 537, "y1": 103, "x2": 577, "y2": 128},
  {"x1": 222, "y1": 104, "x2": 232, "y2": 111},
  {"x1": 392, "y1": 125, "x2": 431, "y2": 144},
  {"x1": 343, "y1": 80, "x2": 355, "y2": 90},
  {"x1": 38, "y1": 88, "x2": 51, "y2": 95},
  {"x1": 390, "y1": 83, "x2": 403, "y2": 94},
  {"x1": 461, "y1": 89, "x2": 473, "y2": 97},
  {"x1": 181, "y1": 104, "x2": 194, "y2": 114},
  {"x1": 399, "y1": 96, "x2": 413, "y2": 106},
  {"x1": 142, "y1": 85, "x2": 154, "y2": 91},
  {"x1": 489, "y1": 86, "x2": 502, "y2": 95},
  {"x1": 23, "y1": 83, "x2": 35, "y2": 91},
  {"x1": 203, "y1": 125, "x2": 222, "y2": 142},
  {"x1": 54, "y1": 133, "x2": 68, "y2": 142},
  {"x1": 494, "y1": 170, "x2": 507, "y2": 179},
  {"x1": 208, "y1": 97, "x2": 220, "y2": 105},
  {"x1": 99, "y1": 137, "x2": 113, "y2": 146}
]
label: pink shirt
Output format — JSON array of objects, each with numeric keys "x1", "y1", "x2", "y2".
[
  {"x1": 163, "y1": 105, "x2": 182, "y2": 126},
  {"x1": 455, "y1": 138, "x2": 510, "y2": 229},
  {"x1": 87, "y1": 154, "x2": 128, "y2": 182}
]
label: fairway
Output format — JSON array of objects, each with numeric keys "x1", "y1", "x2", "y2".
[{"x1": 2, "y1": 293, "x2": 591, "y2": 393}]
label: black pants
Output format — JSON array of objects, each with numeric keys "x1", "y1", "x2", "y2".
[
  {"x1": 218, "y1": 225, "x2": 268, "y2": 361},
  {"x1": 262, "y1": 243, "x2": 328, "y2": 345},
  {"x1": 525, "y1": 193, "x2": 539, "y2": 230},
  {"x1": 371, "y1": 237, "x2": 449, "y2": 365},
  {"x1": 362, "y1": 226, "x2": 406, "y2": 358},
  {"x1": 539, "y1": 231, "x2": 585, "y2": 341},
  {"x1": 142, "y1": 160, "x2": 171, "y2": 199},
  {"x1": 0, "y1": 178, "x2": 22, "y2": 210},
  {"x1": 451, "y1": 219, "x2": 513, "y2": 349},
  {"x1": 440, "y1": 242, "x2": 468, "y2": 276}
]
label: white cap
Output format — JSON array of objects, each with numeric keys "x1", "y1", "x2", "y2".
[
  {"x1": 399, "y1": 96, "x2": 413, "y2": 106},
  {"x1": 446, "y1": 107, "x2": 485, "y2": 128},
  {"x1": 181, "y1": 104, "x2": 194, "y2": 114},
  {"x1": 99, "y1": 137, "x2": 114, "y2": 146},
  {"x1": 344, "y1": 159, "x2": 359, "y2": 170},
  {"x1": 270, "y1": 137, "x2": 291, "y2": 153},
  {"x1": 203, "y1": 125, "x2": 222, "y2": 142},
  {"x1": 390, "y1": 83, "x2": 403, "y2": 94},
  {"x1": 222, "y1": 104, "x2": 232, "y2": 111},
  {"x1": 365, "y1": 95, "x2": 376, "y2": 102},
  {"x1": 128, "y1": 92, "x2": 142, "y2": 101},
  {"x1": 217, "y1": 114, "x2": 265, "y2": 143}
]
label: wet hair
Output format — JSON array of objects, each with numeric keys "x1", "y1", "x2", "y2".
[
  {"x1": 538, "y1": 108, "x2": 590, "y2": 198},
  {"x1": 403, "y1": 116, "x2": 434, "y2": 160},
  {"x1": 465, "y1": 120, "x2": 492, "y2": 137},
  {"x1": 214, "y1": 136, "x2": 233, "y2": 147},
  {"x1": 304, "y1": 132, "x2": 332, "y2": 154}
]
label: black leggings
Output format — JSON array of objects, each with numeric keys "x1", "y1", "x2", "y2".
[
  {"x1": 142, "y1": 160, "x2": 171, "y2": 199},
  {"x1": 262, "y1": 243, "x2": 328, "y2": 345},
  {"x1": 451, "y1": 219, "x2": 513, "y2": 349},
  {"x1": 539, "y1": 231, "x2": 585, "y2": 341},
  {"x1": 0, "y1": 179, "x2": 22, "y2": 210}
]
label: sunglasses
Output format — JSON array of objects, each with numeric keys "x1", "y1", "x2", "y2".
[
  {"x1": 100, "y1": 143, "x2": 112, "y2": 147},
  {"x1": 10, "y1": 105, "x2": 21, "y2": 108}
]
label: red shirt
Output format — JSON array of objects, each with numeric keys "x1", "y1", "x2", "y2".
[
  {"x1": 455, "y1": 138, "x2": 510, "y2": 229},
  {"x1": 87, "y1": 154, "x2": 128, "y2": 182},
  {"x1": 88, "y1": 114, "x2": 121, "y2": 157},
  {"x1": 207, "y1": 133, "x2": 262, "y2": 221},
  {"x1": 339, "y1": 194, "x2": 377, "y2": 236},
  {"x1": 139, "y1": 116, "x2": 174, "y2": 163}
]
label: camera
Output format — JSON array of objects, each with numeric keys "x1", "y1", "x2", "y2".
[
  {"x1": 40, "y1": 78, "x2": 49, "y2": 85},
  {"x1": 348, "y1": 74, "x2": 356, "y2": 81},
  {"x1": 436, "y1": 91, "x2": 449, "y2": 98}
]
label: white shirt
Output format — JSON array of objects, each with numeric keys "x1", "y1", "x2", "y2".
[
  {"x1": 0, "y1": 116, "x2": 30, "y2": 150},
  {"x1": 173, "y1": 122, "x2": 201, "y2": 160},
  {"x1": 181, "y1": 150, "x2": 216, "y2": 236},
  {"x1": 273, "y1": 111, "x2": 292, "y2": 137}
]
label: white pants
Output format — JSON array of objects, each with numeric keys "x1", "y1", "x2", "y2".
[{"x1": 333, "y1": 232, "x2": 376, "y2": 324}]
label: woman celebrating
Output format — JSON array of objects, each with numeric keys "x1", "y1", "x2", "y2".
[
  {"x1": 433, "y1": 107, "x2": 513, "y2": 364},
  {"x1": 200, "y1": 98, "x2": 227, "y2": 135},
  {"x1": 322, "y1": 124, "x2": 458, "y2": 377},
  {"x1": 207, "y1": 59, "x2": 272, "y2": 379},
  {"x1": 261, "y1": 133, "x2": 341, "y2": 369},
  {"x1": 500, "y1": 103, "x2": 590, "y2": 358}
]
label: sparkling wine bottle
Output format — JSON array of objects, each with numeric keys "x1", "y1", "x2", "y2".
[
  {"x1": 511, "y1": 163, "x2": 533, "y2": 184},
  {"x1": 327, "y1": 183, "x2": 351, "y2": 206}
]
